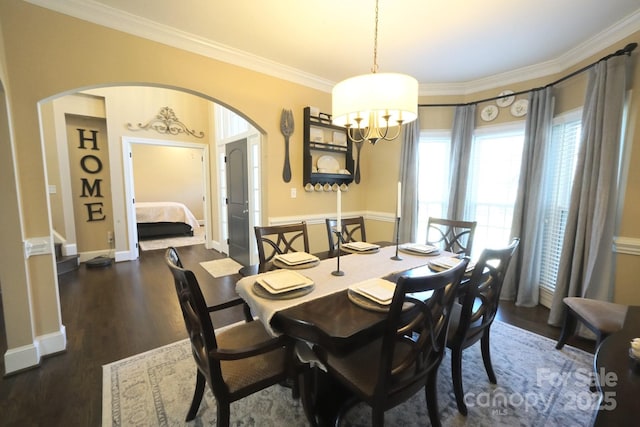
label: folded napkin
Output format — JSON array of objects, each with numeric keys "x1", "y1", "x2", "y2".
[
  {"x1": 400, "y1": 243, "x2": 438, "y2": 254},
  {"x1": 274, "y1": 252, "x2": 319, "y2": 266},
  {"x1": 429, "y1": 257, "x2": 475, "y2": 272},
  {"x1": 343, "y1": 241, "x2": 380, "y2": 251},
  {"x1": 349, "y1": 278, "x2": 396, "y2": 305}
]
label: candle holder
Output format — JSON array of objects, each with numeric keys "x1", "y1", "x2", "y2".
[
  {"x1": 391, "y1": 216, "x2": 402, "y2": 261},
  {"x1": 331, "y1": 228, "x2": 345, "y2": 276}
]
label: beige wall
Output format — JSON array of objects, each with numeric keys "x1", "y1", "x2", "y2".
[
  {"x1": 132, "y1": 144, "x2": 205, "y2": 220},
  {"x1": 0, "y1": 0, "x2": 639, "y2": 373}
]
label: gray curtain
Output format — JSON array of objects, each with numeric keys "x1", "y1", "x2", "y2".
[
  {"x1": 501, "y1": 87, "x2": 555, "y2": 306},
  {"x1": 398, "y1": 110, "x2": 420, "y2": 243},
  {"x1": 549, "y1": 55, "x2": 630, "y2": 325},
  {"x1": 447, "y1": 105, "x2": 476, "y2": 220}
]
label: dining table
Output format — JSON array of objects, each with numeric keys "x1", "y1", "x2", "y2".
[
  {"x1": 235, "y1": 244, "x2": 458, "y2": 424},
  {"x1": 592, "y1": 305, "x2": 640, "y2": 426}
]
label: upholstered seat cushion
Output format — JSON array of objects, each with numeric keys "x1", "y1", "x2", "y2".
[
  {"x1": 563, "y1": 297, "x2": 627, "y2": 334},
  {"x1": 217, "y1": 320, "x2": 287, "y2": 393},
  {"x1": 319, "y1": 338, "x2": 419, "y2": 400}
]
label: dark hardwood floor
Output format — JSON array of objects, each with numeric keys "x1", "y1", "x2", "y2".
[{"x1": 0, "y1": 244, "x2": 594, "y2": 426}]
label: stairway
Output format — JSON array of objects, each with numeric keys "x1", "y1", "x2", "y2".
[{"x1": 55, "y1": 242, "x2": 79, "y2": 276}]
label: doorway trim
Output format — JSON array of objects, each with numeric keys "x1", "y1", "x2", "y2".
[{"x1": 122, "y1": 136, "x2": 211, "y2": 260}]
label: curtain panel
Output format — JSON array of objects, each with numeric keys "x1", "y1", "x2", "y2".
[
  {"x1": 398, "y1": 111, "x2": 420, "y2": 243},
  {"x1": 501, "y1": 87, "x2": 555, "y2": 306},
  {"x1": 549, "y1": 54, "x2": 631, "y2": 325},
  {"x1": 447, "y1": 105, "x2": 476, "y2": 221}
]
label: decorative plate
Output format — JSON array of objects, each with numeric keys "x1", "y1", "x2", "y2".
[
  {"x1": 511, "y1": 99, "x2": 529, "y2": 117},
  {"x1": 480, "y1": 105, "x2": 499, "y2": 122},
  {"x1": 496, "y1": 90, "x2": 515, "y2": 107},
  {"x1": 316, "y1": 155, "x2": 340, "y2": 173}
]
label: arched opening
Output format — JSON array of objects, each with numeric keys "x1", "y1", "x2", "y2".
[{"x1": 38, "y1": 83, "x2": 263, "y2": 268}]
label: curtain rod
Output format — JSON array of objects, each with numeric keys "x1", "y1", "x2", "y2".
[{"x1": 419, "y1": 42, "x2": 637, "y2": 108}]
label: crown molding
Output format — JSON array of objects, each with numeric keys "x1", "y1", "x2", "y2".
[
  {"x1": 26, "y1": 1, "x2": 640, "y2": 96},
  {"x1": 421, "y1": 9, "x2": 640, "y2": 96},
  {"x1": 25, "y1": 0, "x2": 335, "y2": 92}
]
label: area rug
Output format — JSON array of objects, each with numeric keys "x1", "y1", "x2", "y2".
[
  {"x1": 102, "y1": 321, "x2": 596, "y2": 426},
  {"x1": 139, "y1": 226, "x2": 205, "y2": 251},
  {"x1": 199, "y1": 258, "x2": 243, "y2": 278}
]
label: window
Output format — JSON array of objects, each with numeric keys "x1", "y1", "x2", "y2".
[
  {"x1": 465, "y1": 125, "x2": 524, "y2": 258},
  {"x1": 539, "y1": 111, "x2": 581, "y2": 291},
  {"x1": 416, "y1": 132, "x2": 451, "y2": 240}
]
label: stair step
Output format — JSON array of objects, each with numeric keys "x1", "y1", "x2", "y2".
[{"x1": 57, "y1": 255, "x2": 79, "y2": 275}]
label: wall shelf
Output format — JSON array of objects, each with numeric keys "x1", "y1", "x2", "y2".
[{"x1": 303, "y1": 106, "x2": 354, "y2": 186}]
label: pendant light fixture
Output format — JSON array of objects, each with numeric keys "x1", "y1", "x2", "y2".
[{"x1": 331, "y1": 0, "x2": 418, "y2": 145}]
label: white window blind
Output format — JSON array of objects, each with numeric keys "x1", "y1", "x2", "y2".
[
  {"x1": 539, "y1": 114, "x2": 581, "y2": 290},
  {"x1": 416, "y1": 132, "x2": 451, "y2": 240}
]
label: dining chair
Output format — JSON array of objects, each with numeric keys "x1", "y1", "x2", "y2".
[
  {"x1": 555, "y1": 297, "x2": 627, "y2": 351},
  {"x1": 165, "y1": 247, "x2": 301, "y2": 426},
  {"x1": 446, "y1": 238, "x2": 519, "y2": 416},
  {"x1": 325, "y1": 216, "x2": 366, "y2": 257},
  {"x1": 312, "y1": 257, "x2": 470, "y2": 427},
  {"x1": 426, "y1": 217, "x2": 477, "y2": 257},
  {"x1": 254, "y1": 221, "x2": 310, "y2": 273}
]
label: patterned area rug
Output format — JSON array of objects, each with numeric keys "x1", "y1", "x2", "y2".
[
  {"x1": 138, "y1": 226, "x2": 205, "y2": 251},
  {"x1": 102, "y1": 321, "x2": 596, "y2": 426},
  {"x1": 199, "y1": 258, "x2": 243, "y2": 278}
]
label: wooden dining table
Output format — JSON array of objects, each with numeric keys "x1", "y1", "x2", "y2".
[
  {"x1": 235, "y1": 244, "x2": 456, "y2": 424},
  {"x1": 235, "y1": 245, "x2": 452, "y2": 349},
  {"x1": 592, "y1": 305, "x2": 640, "y2": 426}
]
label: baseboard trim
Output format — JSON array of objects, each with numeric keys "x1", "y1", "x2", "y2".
[
  {"x1": 4, "y1": 342, "x2": 40, "y2": 375},
  {"x1": 37, "y1": 325, "x2": 67, "y2": 356},
  {"x1": 3, "y1": 326, "x2": 67, "y2": 375}
]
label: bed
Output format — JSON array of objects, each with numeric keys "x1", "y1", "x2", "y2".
[{"x1": 135, "y1": 201, "x2": 200, "y2": 240}]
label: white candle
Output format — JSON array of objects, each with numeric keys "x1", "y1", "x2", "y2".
[
  {"x1": 397, "y1": 181, "x2": 402, "y2": 218},
  {"x1": 337, "y1": 187, "x2": 342, "y2": 230}
]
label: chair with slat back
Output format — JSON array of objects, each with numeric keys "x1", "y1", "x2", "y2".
[
  {"x1": 446, "y1": 238, "x2": 519, "y2": 416},
  {"x1": 426, "y1": 217, "x2": 477, "y2": 257},
  {"x1": 325, "y1": 216, "x2": 367, "y2": 257},
  {"x1": 165, "y1": 247, "x2": 300, "y2": 426},
  {"x1": 254, "y1": 222, "x2": 310, "y2": 273},
  {"x1": 312, "y1": 257, "x2": 470, "y2": 427}
]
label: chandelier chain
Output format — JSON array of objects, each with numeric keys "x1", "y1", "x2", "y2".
[{"x1": 371, "y1": 0, "x2": 379, "y2": 74}]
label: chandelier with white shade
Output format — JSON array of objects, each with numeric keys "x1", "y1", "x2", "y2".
[{"x1": 332, "y1": 0, "x2": 418, "y2": 145}]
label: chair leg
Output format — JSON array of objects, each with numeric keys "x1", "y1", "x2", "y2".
[
  {"x1": 216, "y1": 401, "x2": 230, "y2": 427},
  {"x1": 451, "y1": 346, "x2": 468, "y2": 416},
  {"x1": 425, "y1": 370, "x2": 442, "y2": 427},
  {"x1": 186, "y1": 369, "x2": 206, "y2": 421},
  {"x1": 299, "y1": 368, "x2": 319, "y2": 427},
  {"x1": 371, "y1": 408, "x2": 385, "y2": 427},
  {"x1": 481, "y1": 329, "x2": 497, "y2": 384},
  {"x1": 556, "y1": 308, "x2": 577, "y2": 350}
]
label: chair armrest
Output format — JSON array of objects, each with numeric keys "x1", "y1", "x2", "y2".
[
  {"x1": 207, "y1": 296, "x2": 246, "y2": 313},
  {"x1": 211, "y1": 335, "x2": 290, "y2": 360}
]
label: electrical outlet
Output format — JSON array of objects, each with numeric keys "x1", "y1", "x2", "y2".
[
  {"x1": 290, "y1": 188, "x2": 297, "y2": 198},
  {"x1": 107, "y1": 231, "x2": 114, "y2": 245}
]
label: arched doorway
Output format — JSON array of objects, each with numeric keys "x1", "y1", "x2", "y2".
[{"x1": 39, "y1": 84, "x2": 263, "y2": 266}]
